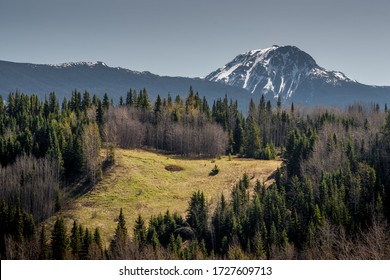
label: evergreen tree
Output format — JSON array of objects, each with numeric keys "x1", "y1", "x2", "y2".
[
  {"x1": 96, "y1": 99, "x2": 104, "y2": 125},
  {"x1": 138, "y1": 88, "x2": 151, "y2": 110},
  {"x1": 93, "y1": 228, "x2": 104, "y2": 254},
  {"x1": 102, "y1": 93, "x2": 110, "y2": 109},
  {"x1": 49, "y1": 92, "x2": 60, "y2": 115},
  {"x1": 202, "y1": 96, "x2": 212, "y2": 121},
  {"x1": 82, "y1": 91, "x2": 91, "y2": 110},
  {"x1": 167, "y1": 94, "x2": 173, "y2": 108},
  {"x1": 247, "y1": 98, "x2": 257, "y2": 123},
  {"x1": 7, "y1": 92, "x2": 15, "y2": 116},
  {"x1": 134, "y1": 214, "x2": 147, "y2": 248},
  {"x1": 126, "y1": 89, "x2": 133, "y2": 106},
  {"x1": 244, "y1": 119, "x2": 262, "y2": 158},
  {"x1": 70, "y1": 221, "x2": 81, "y2": 258},
  {"x1": 117, "y1": 208, "x2": 127, "y2": 234},
  {"x1": 258, "y1": 95, "x2": 266, "y2": 118},
  {"x1": 81, "y1": 228, "x2": 92, "y2": 259},
  {"x1": 233, "y1": 116, "x2": 244, "y2": 154},
  {"x1": 92, "y1": 94, "x2": 99, "y2": 107},
  {"x1": 51, "y1": 216, "x2": 69, "y2": 259},
  {"x1": 186, "y1": 191, "x2": 208, "y2": 241},
  {"x1": 148, "y1": 227, "x2": 160, "y2": 250},
  {"x1": 154, "y1": 95, "x2": 162, "y2": 115},
  {"x1": 168, "y1": 233, "x2": 177, "y2": 255},
  {"x1": 110, "y1": 208, "x2": 128, "y2": 257}
]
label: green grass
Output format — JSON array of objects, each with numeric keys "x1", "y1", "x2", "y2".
[{"x1": 57, "y1": 149, "x2": 281, "y2": 245}]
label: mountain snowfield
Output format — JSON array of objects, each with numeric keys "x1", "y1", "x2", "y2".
[{"x1": 206, "y1": 45, "x2": 389, "y2": 105}]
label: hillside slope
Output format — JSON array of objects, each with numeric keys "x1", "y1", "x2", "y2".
[
  {"x1": 57, "y1": 149, "x2": 281, "y2": 244},
  {"x1": 0, "y1": 60, "x2": 252, "y2": 112}
]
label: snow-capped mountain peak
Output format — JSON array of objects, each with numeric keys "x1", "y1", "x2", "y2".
[{"x1": 205, "y1": 45, "x2": 356, "y2": 101}]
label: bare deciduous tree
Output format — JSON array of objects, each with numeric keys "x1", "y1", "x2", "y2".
[
  {"x1": 82, "y1": 123, "x2": 101, "y2": 184},
  {"x1": 103, "y1": 106, "x2": 228, "y2": 157},
  {"x1": 0, "y1": 155, "x2": 60, "y2": 221}
]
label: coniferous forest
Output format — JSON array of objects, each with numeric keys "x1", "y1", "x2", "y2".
[{"x1": 1, "y1": 87, "x2": 390, "y2": 259}]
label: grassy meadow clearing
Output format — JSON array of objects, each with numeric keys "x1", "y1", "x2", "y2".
[{"x1": 56, "y1": 148, "x2": 281, "y2": 244}]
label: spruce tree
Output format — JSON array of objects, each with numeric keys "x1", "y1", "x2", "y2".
[
  {"x1": 96, "y1": 100, "x2": 104, "y2": 125},
  {"x1": 248, "y1": 98, "x2": 257, "y2": 122},
  {"x1": 186, "y1": 191, "x2": 208, "y2": 241},
  {"x1": 82, "y1": 91, "x2": 91, "y2": 110},
  {"x1": 49, "y1": 92, "x2": 60, "y2": 115},
  {"x1": 70, "y1": 221, "x2": 81, "y2": 258},
  {"x1": 51, "y1": 216, "x2": 69, "y2": 259},
  {"x1": 244, "y1": 119, "x2": 262, "y2": 158},
  {"x1": 81, "y1": 228, "x2": 92, "y2": 259},
  {"x1": 134, "y1": 214, "x2": 147, "y2": 247},
  {"x1": 233, "y1": 116, "x2": 244, "y2": 154},
  {"x1": 148, "y1": 227, "x2": 160, "y2": 251},
  {"x1": 102, "y1": 93, "x2": 110, "y2": 109},
  {"x1": 126, "y1": 89, "x2": 133, "y2": 106},
  {"x1": 93, "y1": 228, "x2": 104, "y2": 253},
  {"x1": 154, "y1": 95, "x2": 162, "y2": 115},
  {"x1": 110, "y1": 208, "x2": 128, "y2": 257},
  {"x1": 167, "y1": 94, "x2": 173, "y2": 108},
  {"x1": 168, "y1": 233, "x2": 177, "y2": 255}
]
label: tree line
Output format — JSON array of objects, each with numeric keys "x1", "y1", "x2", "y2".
[{"x1": 103, "y1": 88, "x2": 227, "y2": 157}]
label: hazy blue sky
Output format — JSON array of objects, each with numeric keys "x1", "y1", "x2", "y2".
[{"x1": 1, "y1": 0, "x2": 389, "y2": 85}]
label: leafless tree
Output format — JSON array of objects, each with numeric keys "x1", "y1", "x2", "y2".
[
  {"x1": 0, "y1": 155, "x2": 60, "y2": 222},
  {"x1": 82, "y1": 123, "x2": 101, "y2": 184},
  {"x1": 103, "y1": 105, "x2": 228, "y2": 157}
]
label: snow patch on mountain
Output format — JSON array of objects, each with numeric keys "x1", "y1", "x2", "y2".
[
  {"x1": 47, "y1": 61, "x2": 108, "y2": 68},
  {"x1": 215, "y1": 64, "x2": 242, "y2": 82}
]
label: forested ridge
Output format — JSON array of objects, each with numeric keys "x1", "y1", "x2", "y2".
[{"x1": 1, "y1": 87, "x2": 390, "y2": 259}]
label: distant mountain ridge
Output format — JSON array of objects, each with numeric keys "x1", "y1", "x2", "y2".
[
  {"x1": 206, "y1": 45, "x2": 390, "y2": 105},
  {"x1": 1, "y1": 45, "x2": 390, "y2": 110},
  {"x1": 0, "y1": 60, "x2": 252, "y2": 110}
]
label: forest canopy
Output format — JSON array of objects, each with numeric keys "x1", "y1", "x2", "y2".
[{"x1": 1, "y1": 88, "x2": 390, "y2": 259}]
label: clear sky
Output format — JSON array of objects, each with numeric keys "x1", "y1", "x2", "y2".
[{"x1": 1, "y1": 0, "x2": 389, "y2": 85}]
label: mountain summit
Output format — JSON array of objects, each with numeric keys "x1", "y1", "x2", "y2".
[{"x1": 206, "y1": 45, "x2": 389, "y2": 105}]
